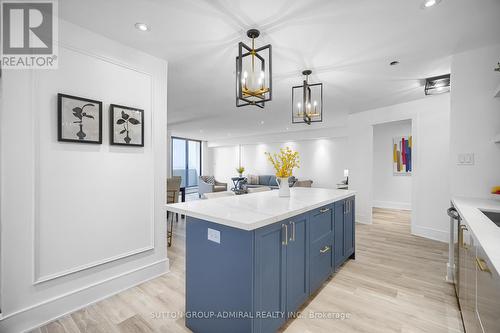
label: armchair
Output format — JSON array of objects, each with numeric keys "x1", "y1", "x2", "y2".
[{"x1": 198, "y1": 176, "x2": 228, "y2": 198}]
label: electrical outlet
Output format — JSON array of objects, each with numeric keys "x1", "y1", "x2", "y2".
[
  {"x1": 457, "y1": 153, "x2": 474, "y2": 166},
  {"x1": 207, "y1": 228, "x2": 220, "y2": 244}
]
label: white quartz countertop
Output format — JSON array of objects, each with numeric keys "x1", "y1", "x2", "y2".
[
  {"x1": 452, "y1": 196, "x2": 500, "y2": 274},
  {"x1": 166, "y1": 187, "x2": 356, "y2": 231}
]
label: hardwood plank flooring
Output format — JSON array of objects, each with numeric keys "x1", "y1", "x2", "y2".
[{"x1": 34, "y1": 208, "x2": 463, "y2": 333}]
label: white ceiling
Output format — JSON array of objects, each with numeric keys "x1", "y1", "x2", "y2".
[{"x1": 59, "y1": 0, "x2": 500, "y2": 141}]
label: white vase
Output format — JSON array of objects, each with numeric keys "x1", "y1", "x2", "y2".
[{"x1": 276, "y1": 177, "x2": 290, "y2": 197}]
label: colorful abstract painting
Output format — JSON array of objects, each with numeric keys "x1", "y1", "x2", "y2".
[{"x1": 393, "y1": 136, "x2": 412, "y2": 176}]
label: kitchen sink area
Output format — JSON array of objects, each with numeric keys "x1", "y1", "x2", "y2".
[{"x1": 480, "y1": 210, "x2": 500, "y2": 227}]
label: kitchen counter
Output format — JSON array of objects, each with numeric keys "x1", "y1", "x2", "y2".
[
  {"x1": 165, "y1": 187, "x2": 356, "y2": 230},
  {"x1": 168, "y1": 188, "x2": 356, "y2": 333},
  {"x1": 452, "y1": 196, "x2": 500, "y2": 274}
]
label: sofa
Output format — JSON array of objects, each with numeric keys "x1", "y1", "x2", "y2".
[
  {"x1": 293, "y1": 179, "x2": 313, "y2": 187},
  {"x1": 246, "y1": 175, "x2": 296, "y2": 190},
  {"x1": 198, "y1": 176, "x2": 228, "y2": 198}
]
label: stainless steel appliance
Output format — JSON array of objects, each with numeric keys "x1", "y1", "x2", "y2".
[
  {"x1": 447, "y1": 206, "x2": 460, "y2": 294},
  {"x1": 448, "y1": 204, "x2": 500, "y2": 332}
]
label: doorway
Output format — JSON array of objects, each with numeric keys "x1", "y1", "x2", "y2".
[{"x1": 372, "y1": 120, "x2": 413, "y2": 214}]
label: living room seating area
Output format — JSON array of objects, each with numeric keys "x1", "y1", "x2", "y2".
[
  {"x1": 198, "y1": 176, "x2": 228, "y2": 198},
  {"x1": 246, "y1": 174, "x2": 296, "y2": 190}
]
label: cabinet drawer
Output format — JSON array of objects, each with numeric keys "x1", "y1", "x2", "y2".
[
  {"x1": 476, "y1": 243, "x2": 500, "y2": 333},
  {"x1": 310, "y1": 205, "x2": 333, "y2": 242},
  {"x1": 309, "y1": 234, "x2": 333, "y2": 294}
]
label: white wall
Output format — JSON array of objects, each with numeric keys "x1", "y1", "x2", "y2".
[
  {"x1": 0, "y1": 21, "x2": 168, "y2": 332},
  {"x1": 209, "y1": 138, "x2": 349, "y2": 189},
  {"x1": 450, "y1": 43, "x2": 500, "y2": 198},
  {"x1": 211, "y1": 145, "x2": 240, "y2": 185},
  {"x1": 373, "y1": 120, "x2": 412, "y2": 210},
  {"x1": 201, "y1": 141, "x2": 212, "y2": 176},
  {"x1": 348, "y1": 94, "x2": 451, "y2": 242},
  {"x1": 167, "y1": 130, "x2": 172, "y2": 177}
]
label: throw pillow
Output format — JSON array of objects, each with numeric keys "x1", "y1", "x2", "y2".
[
  {"x1": 247, "y1": 174, "x2": 259, "y2": 185},
  {"x1": 203, "y1": 176, "x2": 215, "y2": 185}
]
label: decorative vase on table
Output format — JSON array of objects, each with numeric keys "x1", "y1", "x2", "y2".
[
  {"x1": 236, "y1": 166, "x2": 245, "y2": 180},
  {"x1": 265, "y1": 147, "x2": 300, "y2": 198},
  {"x1": 276, "y1": 177, "x2": 290, "y2": 197}
]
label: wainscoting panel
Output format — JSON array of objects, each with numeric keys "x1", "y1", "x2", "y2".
[{"x1": 33, "y1": 45, "x2": 155, "y2": 283}]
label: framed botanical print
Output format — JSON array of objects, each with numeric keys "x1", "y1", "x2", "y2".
[
  {"x1": 58, "y1": 93, "x2": 102, "y2": 144},
  {"x1": 110, "y1": 104, "x2": 144, "y2": 147}
]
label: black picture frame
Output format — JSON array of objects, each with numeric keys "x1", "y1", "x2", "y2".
[
  {"x1": 109, "y1": 104, "x2": 144, "y2": 147},
  {"x1": 58, "y1": 93, "x2": 103, "y2": 144}
]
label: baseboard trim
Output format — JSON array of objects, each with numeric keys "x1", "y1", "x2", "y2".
[
  {"x1": 372, "y1": 200, "x2": 411, "y2": 211},
  {"x1": 411, "y1": 225, "x2": 448, "y2": 243},
  {"x1": 355, "y1": 214, "x2": 372, "y2": 224},
  {"x1": 0, "y1": 258, "x2": 169, "y2": 333}
]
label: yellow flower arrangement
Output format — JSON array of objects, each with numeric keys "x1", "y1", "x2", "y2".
[
  {"x1": 236, "y1": 166, "x2": 245, "y2": 174},
  {"x1": 265, "y1": 147, "x2": 300, "y2": 178}
]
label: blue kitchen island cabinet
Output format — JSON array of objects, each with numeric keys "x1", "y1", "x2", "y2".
[
  {"x1": 167, "y1": 188, "x2": 356, "y2": 333},
  {"x1": 334, "y1": 197, "x2": 356, "y2": 270},
  {"x1": 253, "y1": 213, "x2": 309, "y2": 333}
]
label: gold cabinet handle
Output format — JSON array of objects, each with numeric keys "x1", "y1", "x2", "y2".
[
  {"x1": 282, "y1": 224, "x2": 288, "y2": 246},
  {"x1": 320, "y1": 246, "x2": 331, "y2": 254},
  {"x1": 290, "y1": 222, "x2": 296, "y2": 242},
  {"x1": 476, "y1": 257, "x2": 491, "y2": 273},
  {"x1": 459, "y1": 224, "x2": 468, "y2": 248},
  {"x1": 319, "y1": 208, "x2": 330, "y2": 213}
]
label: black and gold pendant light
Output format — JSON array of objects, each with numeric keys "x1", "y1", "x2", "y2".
[
  {"x1": 236, "y1": 29, "x2": 272, "y2": 108},
  {"x1": 292, "y1": 70, "x2": 323, "y2": 124}
]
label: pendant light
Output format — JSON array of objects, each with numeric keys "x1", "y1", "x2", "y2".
[
  {"x1": 292, "y1": 70, "x2": 323, "y2": 124},
  {"x1": 236, "y1": 29, "x2": 272, "y2": 108}
]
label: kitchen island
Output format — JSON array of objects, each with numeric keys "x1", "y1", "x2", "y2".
[{"x1": 166, "y1": 187, "x2": 356, "y2": 333}]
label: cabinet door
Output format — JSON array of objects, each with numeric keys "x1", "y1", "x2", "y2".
[
  {"x1": 254, "y1": 222, "x2": 287, "y2": 333},
  {"x1": 286, "y1": 214, "x2": 309, "y2": 313},
  {"x1": 334, "y1": 200, "x2": 345, "y2": 268},
  {"x1": 343, "y1": 198, "x2": 355, "y2": 258},
  {"x1": 476, "y1": 240, "x2": 500, "y2": 333},
  {"x1": 460, "y1": 223, "x2": 482, "y2": 333},
  {"x1": 309, "y1": 205, "x2": 334, "y2": 294}
]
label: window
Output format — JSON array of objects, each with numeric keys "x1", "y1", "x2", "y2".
[{"x1": 171, "y1": 137, "x2": 201, "y2": 188}]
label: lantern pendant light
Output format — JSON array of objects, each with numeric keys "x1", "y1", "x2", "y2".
[
  {"x1": 236, "y1": 29, "x2": 272, "y2": 108},
  {"x1": 292, "y1": 70, "x2": 323, "y2": 124}
]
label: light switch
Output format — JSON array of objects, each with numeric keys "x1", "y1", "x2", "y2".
[
  {"x1": 457, "y1": 153, "x2": 474, "y2": 166},
  {"x1": 207, "y1": 228, "x2": 220, "y2": 244}
]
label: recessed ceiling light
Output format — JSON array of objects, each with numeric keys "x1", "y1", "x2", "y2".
[
  {"x1": 390, "y1": 61, "x2": 400, "y2": 66},
  {"x1": 134, "y1": 23, "x2": 149, "y2": 32},
  {"x1": 422, "y1": 0, "x2": 441, "y2": 8}
]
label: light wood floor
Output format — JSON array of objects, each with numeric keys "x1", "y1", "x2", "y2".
[{"x1": 34, "y1": 208, "x2": 463, "y2": 333}]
